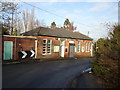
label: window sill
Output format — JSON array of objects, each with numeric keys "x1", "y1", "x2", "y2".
[
  {"x1": 86, "y1": 51, "x2": 90, "y2": 53},
  {"x1": 42, "y1": 53, "x2": 52, "y2": 55}
]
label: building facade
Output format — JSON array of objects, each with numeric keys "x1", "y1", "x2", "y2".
[
  {"x1": 2, "y1": 35, "x2": 36, "y2": 60},
  {"x1": 2, "y1": 27, "x2": 93, "y2": 60}
]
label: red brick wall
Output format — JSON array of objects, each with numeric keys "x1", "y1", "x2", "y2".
[
  {"x1": 2, "y1": 36, "x2": 35, "y2": 60},
  {"x1": 36, "y1": 36, "x2": 61, "y2": 59},
  {"x1": 64, "y1": 39, "x2": 92, "y2": 57},
  {"x1": 33, "y1": 36, "x2": 92, "y2": 58},
  {"x1": 16, "y1": 38, "x2": 35, "y2": 59},
  {"x1": 3, "y1": 35, "x2": 92, "y2": 60},
  {"x1": 74, "y1": 40, "x2": 92, "y2": 57},
  {"x1": 2, "y1": 36, "x2": 15, "y2": 60}
]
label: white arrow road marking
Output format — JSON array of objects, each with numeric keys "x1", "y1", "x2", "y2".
[
  {"x1": 21, "y1": 51, "x2": 27, "y2": 58},
  {"x1": 30, "y1": 50, "x2": 35, "y2": 57}
]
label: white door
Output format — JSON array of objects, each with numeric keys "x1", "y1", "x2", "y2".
[{"x1": 61, "y1": 41, "x2": 65, "y2": 57}]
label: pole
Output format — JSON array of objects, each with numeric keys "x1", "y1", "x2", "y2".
[
  {"x1": 11, "y1": 11, "x2": 13, "y2": 35},
  {"x1": 88, "y1": 31, "x2": 89, "y2": 36}
]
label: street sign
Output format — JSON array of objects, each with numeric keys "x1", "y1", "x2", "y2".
[
  {"x1": 18, "y1": 50, "x2": 35, "y2": 59},
  {"x1": 21, "y1": 51, "x2": 27, "y2": 58},
  {"x1": 30, "y1": 50, "x2": 35, "y2": 57}
]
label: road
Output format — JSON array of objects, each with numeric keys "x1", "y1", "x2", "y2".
[{"x1": 3, "y1": 58, "x2": 93, "y2": 88}]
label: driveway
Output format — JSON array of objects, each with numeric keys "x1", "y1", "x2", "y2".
[{"x1": 3, "y1": 58, "x2": 93, "y2": 88}]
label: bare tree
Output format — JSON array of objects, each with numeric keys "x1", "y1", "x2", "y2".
[
  {"x1": 14, "y1": 16, "x2": 23, "y2": 35},
  {"x1": 22, "y1": 9, "x2": 29, "y2": 32},
  {"x1": 22, "y1": 8, "x2": 41, "y2": 32},
  {"x1": 28, "y1": 8, "x2": 35, "y2": 31},
  {"x1": 34, "y1": 19, "x2": 41, "y2": 28},
  {"x1": 69, "y1": 22, "x2": 77, "y2": 31},
  {"x1": 40, "y1": 19, "x2": 46, "y2": 27},
  {"x1": 1, "y1": 2, "x2": 19, "y2": 35}
]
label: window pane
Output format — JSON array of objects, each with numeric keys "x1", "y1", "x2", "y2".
[
  {"x1": 88, "y1": 43, "x2": 90, "y2": 51},
  {"x1": 48, "y1": 40, "x2": 51, "y2": 43},
  {"x1": 43, "y1": 49, "x2": 46, "y2": 51},
  {"x1": 78, "y1": 41, "x2": 80, "y2": 52},
  {"x1": 43, "y1": 44, "x2": 46, "y2": 46},
  {"x1": 43, "y1": 51, "x2": 46, "y2": 54},
  {"x1": 86, "y1": 43, "x2": 88, "y2": 52},
  {"x1": 43, "y1": 40, "x2": 47, "y2": 54},
  {"x1": 43, "y1": 40, "x2": 46, "y2": 43},
  {"x1": 48, "y1": 44, "x2": 50, "y2": 47},
  {"x1": 47, "y1": 40, "x2": 52, "y2": 54},
  {"x1": 43, "y1": 39, "x2": 52, "y2": 54}
]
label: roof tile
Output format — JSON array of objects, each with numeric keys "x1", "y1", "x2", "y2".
[{"x1": 22, "y1": 27, "x2": 93, "y2": 40}]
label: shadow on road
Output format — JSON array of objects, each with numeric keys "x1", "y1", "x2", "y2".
[{"x1": 71, "y1": 72, "x2": 103, "y2": 88}]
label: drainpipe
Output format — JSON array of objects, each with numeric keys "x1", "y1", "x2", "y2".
[{"x1": 35, "y1": 39, "x2": 38, "y2": 58}]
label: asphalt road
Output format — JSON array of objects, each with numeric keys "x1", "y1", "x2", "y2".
[{"x1": 3, "y1": 58, "x2": 93, "y2": 88}]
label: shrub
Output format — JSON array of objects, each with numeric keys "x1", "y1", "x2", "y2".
[{"x1": 92, "y1": 61, "x2": 110, "y2": 76}]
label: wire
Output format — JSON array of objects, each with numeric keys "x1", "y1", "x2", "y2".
[
  {"x1": 19, "y1": 1, "x2": 96, "y2": 28},
  {"x1": 22, "y1": 2, "x2": 66, "y2": 19},
  {"x1": 18, "y1": 1, "x2": 118, "y2": 33}
]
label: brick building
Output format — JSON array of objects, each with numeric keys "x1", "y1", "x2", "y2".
[
  {"x1": 2, "y1": 35, "x2": 36, "y2": 60},
  {"x1": 22, "y1": 27, "x2": 93, "y2": 59},
  {"x1": 2, "y1": 27, "x2": 93, "y2": 60}
]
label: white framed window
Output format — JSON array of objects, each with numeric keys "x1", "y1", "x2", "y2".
[
  {"x1": 47, "y1": 39, "x2": 52, "y2": 54},
  {"x1": 77, "y1": 41, "x2": 81, "y2": 52},
  {"x1": 43, "y1": 39, "x2": 47, "y2": 54},
  {"x1": 42, "y1": 39, "x2": 52, "y2": 55},
  {"x1": 86, "y1": 42, "x2": 88, "y2": 52},
  {"x1": 86, "y1": 42, "x2": 91, "y2": 52},
  {"x1": 86, "y1": 42, "x2": 87, "y2": 52},
  {"x1": 88, "y1": 42, "x2": 91, "y2": 52}
]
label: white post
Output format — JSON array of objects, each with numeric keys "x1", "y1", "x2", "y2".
[
  {"x1": 91, "y1": 43, "x2": 93, "y2": 56},
  {"x1": 35, "y1": 39, "x2": 38, "y2": 58}
]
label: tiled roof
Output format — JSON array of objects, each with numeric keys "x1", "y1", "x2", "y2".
[{"x1": 22, "y1": 27, "x2": 93, "y2": 40}]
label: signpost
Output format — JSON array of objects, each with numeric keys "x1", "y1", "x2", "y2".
[
  {"x1": 54, "y1": 46, "x2": 60, "y2": 52},
  {"x1": 18, "y1": 50, "x2": 35, "y2": 59}
]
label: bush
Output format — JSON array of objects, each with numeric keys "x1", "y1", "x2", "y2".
[
  {"x1": 92, "y1": 24, "x2": 119, "y2": 88},
  {"x1": 92, "y1": 60, "x2": 110, "y2": 76},
  {"x1": 92, "y1": 58, "x2": 119, "y2": 88}
]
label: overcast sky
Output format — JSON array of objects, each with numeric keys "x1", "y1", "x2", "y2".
[{"x1": 3, "y1": 0, "x2": 118, "y2": 41}]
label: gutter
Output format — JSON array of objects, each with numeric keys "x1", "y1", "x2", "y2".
[{"x1": 38, "y1": 34, "x2": 93, "y2": 40}]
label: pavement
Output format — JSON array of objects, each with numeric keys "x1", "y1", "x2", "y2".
[
  {"x1": 71, "y1": 72, "x2": 103, "y2": 88},
  {"x1": 2, "y1": 57, "x2": 102, "y2": 88}
]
